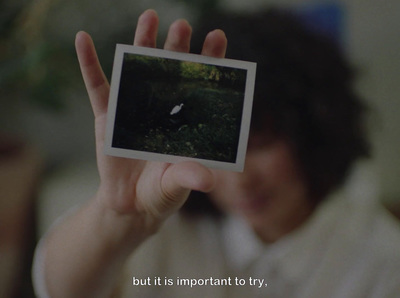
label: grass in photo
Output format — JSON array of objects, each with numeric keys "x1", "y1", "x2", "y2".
[{"x1": 112, "y1": 53, "x2": 247, "y2": 163}]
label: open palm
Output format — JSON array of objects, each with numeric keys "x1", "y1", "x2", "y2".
[{"x1": 75, "y1": 10, "x2": 227, "y2": 221}]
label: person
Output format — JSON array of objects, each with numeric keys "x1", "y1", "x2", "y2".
[{"x1": 33, "y1": 8, "x2": 400, "y2": 298}]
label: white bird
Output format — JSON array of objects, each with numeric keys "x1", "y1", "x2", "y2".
[{"x1": 170, "y1": 103, "x2": 184, "y2": 115}]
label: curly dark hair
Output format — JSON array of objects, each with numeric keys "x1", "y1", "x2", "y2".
[{"x1": 183, "y1": 8, "x2": 370, "y2": 214}]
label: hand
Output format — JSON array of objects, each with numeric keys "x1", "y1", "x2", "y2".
[{"x1": 74, "y1": 10, "x2": 227, "y2": 224}]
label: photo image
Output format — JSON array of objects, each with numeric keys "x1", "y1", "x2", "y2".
[{"x1": 105, "y1": 45, "x2": 256, "y2": 171}]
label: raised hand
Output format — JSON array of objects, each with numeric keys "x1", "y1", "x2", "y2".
[
  {"x1": 42, "y1": 10, "x2": 227, "y2": 298},
  {"x1": 75, "y1": 9, "x2": 227, "y2": 222}
]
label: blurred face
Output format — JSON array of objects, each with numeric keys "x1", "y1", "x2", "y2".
[{"x1": 210, "y1": 135, "x2": 315, "y2": 243}]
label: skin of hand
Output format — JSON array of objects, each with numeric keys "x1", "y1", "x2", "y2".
[
  {"x1": 76, "y1": 9, "x2": 227, "y2": 222},
  {"x1": 43, "y1": 10, "x2": 228, "y2": 298}
]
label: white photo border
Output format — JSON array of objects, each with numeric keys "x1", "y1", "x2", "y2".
[{"x1": 105, "y1": 44, "x2": 257, "y2": 172}]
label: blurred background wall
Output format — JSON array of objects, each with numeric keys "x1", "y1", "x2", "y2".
[
  {"x1": 1, "y1": 0, "x2": 399, "y2": 204},
  {"x1": 0, "y1": 0, "x2": 399, "y2": 296}
]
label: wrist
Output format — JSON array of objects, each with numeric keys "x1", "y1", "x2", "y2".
[{"x1": 88, "y1": 193, "x2": 161, "y2": 256}]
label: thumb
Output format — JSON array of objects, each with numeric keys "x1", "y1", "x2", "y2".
[{"x1": 160, "y1": 162, "x2": 216, "y2": 213}]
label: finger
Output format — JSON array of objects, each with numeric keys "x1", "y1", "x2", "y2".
[
  {"x1": 75, "y1": 31, "x2": 110, "y2": 117},
  {"x1": 161, "y1": 162, "x2": 215, "y2": 210},
  {"x1": 201, "y1": 29, "x2": 227, "y2": 58},
  {"x1": 134, "y1": 9, "x2": 159, "y2": 47},
  {"x1": 164, "y1": 19, "x2": 192, "y2": 52},
  {"x1": 136, "y1": 161, "x2": 215, "y2": 218}
]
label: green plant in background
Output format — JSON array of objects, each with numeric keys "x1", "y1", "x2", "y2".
[
  {"x1": 0, "y1": 0, "x2": 222, "y2": 114},
  {"x1": 1, "y1": 0, "x2": 80, "y2": 112}
]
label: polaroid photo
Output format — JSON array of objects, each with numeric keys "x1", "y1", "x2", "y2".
[{"x1": 105, "y1": 44, "x2": 257, "y2": 172}]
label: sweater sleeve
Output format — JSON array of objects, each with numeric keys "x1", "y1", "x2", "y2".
[
  {"x1": 32, "y1": 205, "x2": 80, "y2": 298},
  {"x1": 32, "y1": 236, "x2": 51, "y2": 298}
]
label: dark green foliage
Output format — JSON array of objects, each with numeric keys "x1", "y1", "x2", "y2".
[{"x1": 112, "y1": 55, "x2": 246, "y2": 163}]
